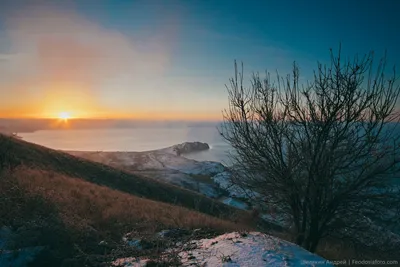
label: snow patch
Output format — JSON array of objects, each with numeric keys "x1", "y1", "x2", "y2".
[
  {"x1": 221, "y1": 197, "x2": 249, "y2": 210},
  {"x1": 212, "y1": 171, "x2": 258, "y2": 199},
  {"x1": 112, "y1": 232, "x2": 333, "y2": 266},
  {"x1": 112, "y1": 257, "x2": 150, "y2": 267},
  {"x1": 179, "y1": 232, "x2": 333, "y2": 267}
]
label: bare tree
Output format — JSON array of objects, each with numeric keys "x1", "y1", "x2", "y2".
[{"x1": 220, "y1": 47, "x2": 400, "y2": 252}]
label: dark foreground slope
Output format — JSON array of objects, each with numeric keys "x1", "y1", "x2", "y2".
[{"x1": 1, "y1": 167, "x2": 246, "y2": 266}]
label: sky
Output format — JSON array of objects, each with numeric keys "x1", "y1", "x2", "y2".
[{"x1": 0, "y1": 0, "x2": 399, "y2": 120}]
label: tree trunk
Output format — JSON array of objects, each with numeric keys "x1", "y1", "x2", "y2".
[
  {"x1": 295, "y1": 232, "x2": 305, "y2": 246},
  {"x1": 303, "y1": 223, "x2": 320, "y2": 252},
  {"x1": 296, "y1": 202, "x2": 308, "y2": 247},
  {"x1": 309, "y1": 236, "x2": 320, "y2": 253}
]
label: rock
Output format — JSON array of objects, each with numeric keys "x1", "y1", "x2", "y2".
[
  {"x1": 157, "y1": 229, "x2": 191, "y2": 238},
  {"x1": 112, "y1": 257, "x2": 149, "y2": 266},
  {"x1": 126, "y1": 239, "x2": 142, "y2": 249},
  {"x1": 0, "y1": 246, "x2": 44, "y2": 267},
  {"x1": 172, "y1": 142, "x2": 210, "y2": 156},
  {"x1": 192, "y1": 229, "x2": 201, "y2": 234},
  {"x1": 122, "y1": 233, "x2": 143, "y2": 250},
  {"x1": 98, "y1": 240, "x2": 108, "y2": 246}
]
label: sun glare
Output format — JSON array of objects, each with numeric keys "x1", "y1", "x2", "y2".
[{"x1": 58, "y1": 112, "x2": 72, "y2": 121}]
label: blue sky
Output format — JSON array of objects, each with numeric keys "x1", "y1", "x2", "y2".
[
  {"x1": 77, "y1": 0, "x2": 399, "y2": 68},
  {"x1": 0, "y1": 0, "x2": 399, "y2": 119}
]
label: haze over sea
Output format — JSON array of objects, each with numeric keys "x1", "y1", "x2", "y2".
[{"x1": 20, "y1": 125, "x2": 233, "y2": 165}]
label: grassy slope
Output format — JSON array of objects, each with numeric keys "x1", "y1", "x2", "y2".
[
  {"x1": 0, "y1": 135, "x2": 248, "y2": 221},
  {"x1": 0, "y1": 134, "x2": 253, "y2": 265},
  {"x1": 1, "y1": 168, "x2": 245, "y2": 266}
]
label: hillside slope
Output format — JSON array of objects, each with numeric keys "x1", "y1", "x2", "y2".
[
  {"x1": 0, "y1": 135, "x2": 247, "y2": 221},
  {"x1": 0, "y1": 166, "x2": 244, "y2": 266}
]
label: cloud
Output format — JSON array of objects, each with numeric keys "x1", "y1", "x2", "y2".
[{"x1": 0, "y1": 3, "x2": 180, "y2": 117}]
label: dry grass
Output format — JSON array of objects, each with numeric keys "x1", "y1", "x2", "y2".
[
  {"x1": 0, "y1": 167, "x2": 250, "y2": 266},
  {"x1": 15, "y1": 167, "x2": 243, "y2": 234}
]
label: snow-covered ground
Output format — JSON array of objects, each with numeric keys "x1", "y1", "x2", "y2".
[
  {"x1": 212, "y1": 171, "x2": 259, "y2": 200},
  {"x1": 112, "y1": 232, "x2": 333, "y2": 266},
  {"x1": 221, "y1": 197, "x2": 249, "y2": 210},
  {"x1": 67, "y1": 142, "x2": 230, "y2": 199},
  {"x1": 179, "y1": 232, "x2": 334, "y2": 266},
  {"x1": 67, "y1": 142, "x2": 259, "y2": 215}
]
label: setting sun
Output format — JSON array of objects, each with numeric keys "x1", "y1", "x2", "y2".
[{"x1": 58, "y1": 112, "x2": 72, "y2": 121}]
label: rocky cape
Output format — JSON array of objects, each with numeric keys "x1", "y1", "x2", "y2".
[{"x1": 67, "y1": 142, "x2": 230, "y2": 199}]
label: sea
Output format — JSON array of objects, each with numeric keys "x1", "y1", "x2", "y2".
[
  {"x1": 19, "y1": 125, "x2": 234, "y2": 165},
  {"x1": 18, "y1": 122, "x2": 400, "y2": 168}
]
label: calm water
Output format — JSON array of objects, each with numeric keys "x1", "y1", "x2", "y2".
[
  {"x1": 20, "y1": 126, "x2": 234, "y2": 165},
  {"x1": 19, "y1": 123, "x2": 400, "y2": 166}
]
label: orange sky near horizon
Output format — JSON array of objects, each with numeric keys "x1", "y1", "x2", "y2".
[
  {"x1": 0, "y1": 3, "x2": 227, "y2": 121},
  {"x1": 0, "y1": 98, "x2": 223, "y2": 121},
  {"x1": 0, "y1": 109, "x2": 223, "y2": 121}
]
